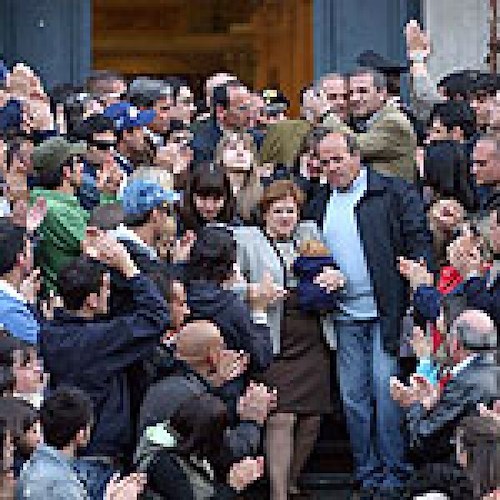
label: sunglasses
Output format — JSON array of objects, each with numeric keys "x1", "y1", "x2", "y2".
[{"x1": 91, "y1": 141, "x2": 116, "y2": 152}]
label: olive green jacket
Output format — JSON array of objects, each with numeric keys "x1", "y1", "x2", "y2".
[{"x1": 323, "y1": 101, "x2": 418, "y2": 182}]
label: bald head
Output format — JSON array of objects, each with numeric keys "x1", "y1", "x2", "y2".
[
  {"x1": 176, "y1": 320, "x2": 224, "y2": 365},
  {"x1": 452, "y1": 309, "x2": 497, "y2": 350}
]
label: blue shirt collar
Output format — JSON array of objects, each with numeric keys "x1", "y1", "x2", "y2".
[{"x1": 332, "y1": 167, "x2": 368, "y2": 196}]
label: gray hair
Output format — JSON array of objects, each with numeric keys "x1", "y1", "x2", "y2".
[
  {"x1": 452, "y1": 311, "x2": 497, "y2": 350},
  {"x1": 318, "y1": 72, "x2": 346, "y2": 89}
]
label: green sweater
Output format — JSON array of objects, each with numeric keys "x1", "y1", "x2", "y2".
[{"x1": 30, "y1": 188, "x2": 89, "y2": 293}]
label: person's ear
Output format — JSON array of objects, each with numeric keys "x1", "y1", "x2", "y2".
[
  {"x1": 75, "y1": 426, "x2": 90, "y2": 447},
  {"x1": 451, "y1": 126, "x2": 464, "y2": 142},
  {"x1": 206, "y1": 346, "x2": 219, "y2": 371},
  {"x1": 85, "y1": 292, "x2": 99, "y2": 311},
  {"x1": 62, "y1": 165, "x2": 72, "y2": 181}
]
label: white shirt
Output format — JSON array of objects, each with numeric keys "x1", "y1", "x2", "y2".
[
  {"x1": 451, "y1": 353, "x2": 480, "y2": 377},
  {"x1": 0, "y1": 278, "x2": 27, "y2": 304},
  {"x1": 111, "y1": 224, "x2": 159, "y2": 261}
]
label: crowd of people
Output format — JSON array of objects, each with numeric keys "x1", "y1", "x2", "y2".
[{"x1": 0, "y1": 18, "x2": 499, "y2": 500}]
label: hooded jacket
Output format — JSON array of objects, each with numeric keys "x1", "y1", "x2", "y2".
[
  {"x1": 40, "y1": 274, "x2": 170, "y2": 459},
  {"x1": 187, "y1": 280, "x2": 272, "y2": 374}
]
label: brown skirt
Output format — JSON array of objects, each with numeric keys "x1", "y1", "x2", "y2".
[{"x1": 256, "y1": 292, "x2": 332, "y2": 414}]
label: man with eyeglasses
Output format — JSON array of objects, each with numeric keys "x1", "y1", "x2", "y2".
[
  {"x1": 303, "y1": 131, "x2": 432, "y2": 496},
  {"x1": 73, "y1": 114, "x2": 125, "y2": 211}
]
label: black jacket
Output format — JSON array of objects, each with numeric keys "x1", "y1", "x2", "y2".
[
  {"x1": 191, "y1": 117, "x2": 222, "y2": 163},
  {"x1": 303, "y1": 168, "x2": 434, "y2": 354},
  {"x1": 40, "y1": 275, "x2": 170, "y2": 459},
  {"x1": 187, "y1": 280, "x2": 273, "y2": 418},
  {"x1": 187, "y1": 280, "x2": 273, "y2": 373}
]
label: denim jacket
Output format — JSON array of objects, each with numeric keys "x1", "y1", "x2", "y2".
[{"x1": 16, "y1": 444, "x2": 87, "y2": 499}]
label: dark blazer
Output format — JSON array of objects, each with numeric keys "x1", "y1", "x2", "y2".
[
  {"x1": 191, "y1": 117, "x2": 222, "y2": 163},
  {"x1": 406, "y1": 354, "x2": 500, "y2": 464},
  {"x1": 303, "y1": 167, "x2": 434, "y2": 354}
]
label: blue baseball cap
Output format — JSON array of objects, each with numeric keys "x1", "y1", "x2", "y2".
[
  {"x1": 0, "y1": 99, "x2": 22, "y2": 135},
  {"x1": 122, "y1": 179, "x2": 180, "y2": 218},
  {"x1": 103, "y1": 102, "x2": 156, "y2": 131}
]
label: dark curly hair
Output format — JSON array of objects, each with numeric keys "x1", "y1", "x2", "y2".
[{"x1": 188, "y1": 226, "x2": 236, "y2": 283}]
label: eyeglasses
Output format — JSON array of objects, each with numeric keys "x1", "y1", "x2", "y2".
[
  {"x1": 235, "y1": 104, "x2": 250, "y2": 113},
  {"x1": 319, "y1": 156, "x2": 344, "y2": 167},
  {"x1": 326, "y1": 92, "x2": 348, "y2": 101},
  {"x1": 91, "y1": 141, "x2": 116, "y2": 152}
]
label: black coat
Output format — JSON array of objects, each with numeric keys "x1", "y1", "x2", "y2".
[
  {"x1": 191, "y1": 118, "x2": 222, "y2": 163},
  {"x1": 303, "y1": 168, "x2": 434, "y2": 354}
]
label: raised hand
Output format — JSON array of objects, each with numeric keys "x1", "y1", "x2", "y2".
[
  {"x1": 82, "y1": 227, "x2": 138, "y2": 278},
  {"x1": 211, "y1": 349, "x2": 250, "y2": 387},
  {"x1": 390, "y1": 376, "x2": 419, "y2": 408},
  {"x1": 405, "y1": 20, "x2": 430, "y2": 59},
  {"x1": 171, "y1": 230, "x2": 196, "y2": 263},
  {"x1": 478, "y1": 400, "x2": 500, "y2": 424},
  {"x1": 429, "y1": 199, "x2": 465, "y2": 233},
  {"x1": 398, "y1": 256, "x2": 434, "y2": 290},
  {"x1": 40, "y1": 291, "x2": 64, "y2": 320},
  {"x1": 19, "y1": 268, "x2": 41, "y2": 305},
  {"x1": 410, "y1": 326, "x2": 433, "y2": 359},
  {"x1": 26, "y1": 196, "x2": 47, "y2": 233}
]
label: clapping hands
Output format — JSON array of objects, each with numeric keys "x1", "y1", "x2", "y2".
[
  {"x1": 238, "y1": 381, "x2": 277, "y2": 425},
  {"x1": 248, "y1": 271, "x2": 286, "y2": 312},
  {"x1": 390, "y1": 375, "x2": 440, "y2": 410}
]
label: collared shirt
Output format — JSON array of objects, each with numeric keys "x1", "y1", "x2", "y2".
[
  {"x1": 0, "y1": 279, "x2": 39, "y2": 344},
  {"x1": 0, "y1": 278, "x2": 27, "y2": 304},
  {"x1": 322, "y1": 168, "x2": 378, "y2": 319},
  {"x1": 111, "y1": 223, "x2": 159, "y2": 261},
  {"x1": 16, "y1": 444, "x2": 87, "y2": 499},
  {"x1": 451, "y1": 353, "x2": 480, "y2": 378}
]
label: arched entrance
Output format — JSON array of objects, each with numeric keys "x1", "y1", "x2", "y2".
[{"x1": 92, "y1": 0, "x2": 314, "y2": 117}]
